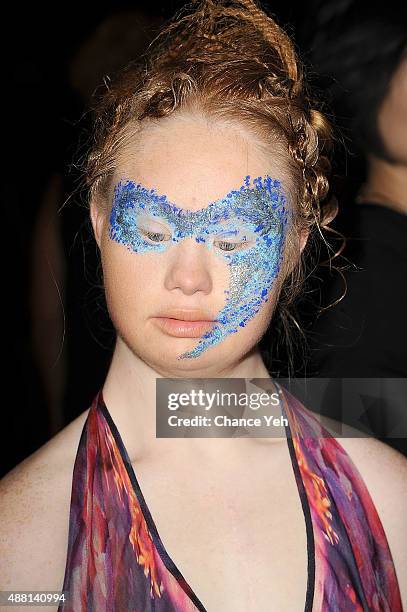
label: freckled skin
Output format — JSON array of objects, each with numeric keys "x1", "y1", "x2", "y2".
[{"x1": 109, "y1": 174, "x2": 289, "y2": 359}]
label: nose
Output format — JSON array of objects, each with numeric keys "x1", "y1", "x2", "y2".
[{"x1": 164, "y1": 237, "x2": 213, "y2": 296}]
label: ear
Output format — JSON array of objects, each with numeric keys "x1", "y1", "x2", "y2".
[
  {"x1": 90, "y1": 197, "x2": 107, "y2": 249},
  {"x1": 284, "y1": 227, "x2": 310, "y2": 276}
]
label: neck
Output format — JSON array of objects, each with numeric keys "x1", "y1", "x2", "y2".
[
  {"x1": 358, "y1": 155, "x2": 407, "y2": 215},
  {"x1": 102, "y1": 335, "x2": 275, "y2": 462}
]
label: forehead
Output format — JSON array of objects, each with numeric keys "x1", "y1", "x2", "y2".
[{"x1": 112, "y1": 112, "x2": 290, "y2": 211}]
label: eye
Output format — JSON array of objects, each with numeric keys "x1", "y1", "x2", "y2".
[
  {"x1": 139, "y1": 228, "x2": 171, "y2": 243},
  {"x1": 213, "y1": 238, "x2": 253, "y2": 251},
  {"x1": 211, "y1": 223, "x2": 257, "y2": 252}
]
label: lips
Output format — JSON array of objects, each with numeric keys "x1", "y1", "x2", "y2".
[
  {"x1": 155, "y1": 308, "x2": 215, "y2": 321},
  {"x1": 151, "y1": 308, "x2": 216, "y2": 338}
]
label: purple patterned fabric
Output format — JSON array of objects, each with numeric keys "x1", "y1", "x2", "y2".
[{"x1": 58, "y1": 388, "x2": 403, "y2": 611}]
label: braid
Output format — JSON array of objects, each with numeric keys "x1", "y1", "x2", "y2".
[{"x1": 237, "y1": 0, "x2": 299, "y2": 83}]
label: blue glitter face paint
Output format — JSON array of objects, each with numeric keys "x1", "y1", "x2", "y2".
[{"x1": 109, "y1": 175, "x2": 289, "y2": 359}]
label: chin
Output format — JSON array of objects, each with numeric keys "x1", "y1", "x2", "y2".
[
  {"x1": 140, "y1": 339, "x2": 238, "y2": 377},
  {"x1": 116, "y1": 319, "x2": 258, "y2": 376}
]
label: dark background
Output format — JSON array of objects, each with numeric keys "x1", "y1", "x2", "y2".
[{"x1": 3, "y1": 0, "x2": 406, "y2": 476}]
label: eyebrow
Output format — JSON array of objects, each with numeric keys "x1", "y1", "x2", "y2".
[{"x1": 114, "y1": 175, "x2": 286, "y2": 215}]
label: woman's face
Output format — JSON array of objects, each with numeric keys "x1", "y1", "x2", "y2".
[{"x1": 91, "y1": 113, "x2": 296, "y2": 376}]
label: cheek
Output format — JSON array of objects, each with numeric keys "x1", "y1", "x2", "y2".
[
  {"x1": 233, "y1": 271, "x2": 282, "y2": 349},
  {"x1": 100, "y1": 243, "x2": 158, "y2": 329}
]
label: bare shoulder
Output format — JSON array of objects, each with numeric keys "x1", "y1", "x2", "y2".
[
  {"x1": 321, "y1": 414, "x2": 407, "y2": 607},
  {"x1": 0, "y1": 408, "x2": 90, "y2": 596}
]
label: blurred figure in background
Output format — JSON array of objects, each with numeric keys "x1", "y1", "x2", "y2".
[
  {"x1": 296, "y1": 1, "x2": 407, "y2": 453},
  {"x1": 297, "y1": 2, "x2": 407, "y2": 377}
]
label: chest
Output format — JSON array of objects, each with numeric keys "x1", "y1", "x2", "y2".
[{"x1": 133, "y1": 453, "x2": 311, "y2": 611}]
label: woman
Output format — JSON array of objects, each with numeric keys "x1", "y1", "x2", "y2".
[{"x1": 0, "y1": 1, "x2": 405, "y2": 610}]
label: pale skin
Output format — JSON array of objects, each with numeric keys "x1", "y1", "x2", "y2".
[{"x1": 0, "y1": 112, "x2": 406, "y2": 611}]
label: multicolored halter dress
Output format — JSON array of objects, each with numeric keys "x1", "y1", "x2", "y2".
[{"x1": 58, "y1": 388, "x2": 403, "y2": 611}]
